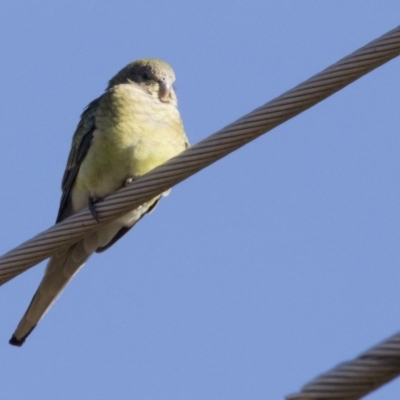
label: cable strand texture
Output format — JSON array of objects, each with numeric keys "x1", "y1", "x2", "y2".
[{"x1": 287, "y1": 332, "x2": 400, "y2": 399}]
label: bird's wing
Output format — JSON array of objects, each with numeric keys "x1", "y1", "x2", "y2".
[{"x1": 56, "y1": 96, "x2": 102, "y2": 223}]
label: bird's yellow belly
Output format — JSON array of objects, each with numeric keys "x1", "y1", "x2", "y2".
[{"x1": 72, "y1": 127, "x2": 184, "y2": 211}]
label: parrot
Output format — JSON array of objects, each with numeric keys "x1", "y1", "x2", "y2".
[{"x1": 9, "y1": 58, "x2": 189, "y2": 346}]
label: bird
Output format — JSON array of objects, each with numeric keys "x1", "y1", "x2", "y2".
[{"x1": 9, "y1": 59, "x2": 189, "y2": 346}]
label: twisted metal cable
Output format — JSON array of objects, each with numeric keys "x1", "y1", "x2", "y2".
[
  {"x1": 287, "y1": 332, "x2": 400, "y2": 399},
  {"x1": 0, "y1": 25, "x2": 399, "y2": 289}
]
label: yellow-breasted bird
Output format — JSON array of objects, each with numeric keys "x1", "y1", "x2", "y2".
[{"x1": 9, "y1": 59, "x2": 189, "y2": 346}]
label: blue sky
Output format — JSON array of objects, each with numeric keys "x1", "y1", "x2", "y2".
[{"x1": 0, "y1": 1, "x2": 399, "y2": 399}]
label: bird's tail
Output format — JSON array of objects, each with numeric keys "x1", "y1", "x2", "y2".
[{"x1": 9, "y1": 240, "x2": 92, "y2": 347}]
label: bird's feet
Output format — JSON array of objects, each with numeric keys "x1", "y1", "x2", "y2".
[
  {"x1": 89, "y1": 178, "x2": 133, "y2": 222},
  {"x1": 88, "y1": 196, "x2": 101, "y2": 222}
]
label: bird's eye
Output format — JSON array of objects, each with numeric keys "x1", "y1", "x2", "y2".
[{"x1": 141, "y1": 72, "x2": 150, "y2": 81}]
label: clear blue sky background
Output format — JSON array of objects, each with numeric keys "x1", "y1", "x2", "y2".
[{"x1": 0, "y1": 2, "x2": 399, "y2": 399}]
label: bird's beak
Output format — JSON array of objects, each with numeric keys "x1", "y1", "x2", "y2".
[{"x1": 159, "y1": 77, "x2": 172, "y2": 102}]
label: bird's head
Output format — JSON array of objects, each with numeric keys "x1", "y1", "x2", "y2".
[{"x1": 108, "y1": 59, "x2": 177, "y2": 104}]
